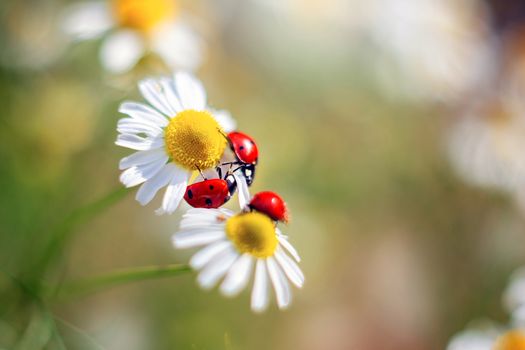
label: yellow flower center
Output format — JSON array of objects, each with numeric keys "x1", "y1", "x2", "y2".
[
  {"x1": 113, "y1": 0, "x2": 176, "y2": 32},
  {"x1": 225, "y1": 212, "x2": 278, "y2": 258},
  {"x1": 164, "y1": 110, "x2": 226, "y2": 171},
  {"x1": 494, "y1": 330, "x2": 525, "y2": 350}
]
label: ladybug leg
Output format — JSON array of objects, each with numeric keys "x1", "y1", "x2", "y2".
[
  {"x1": 195, "y1": 165, "x2": 207, "y2": 180},
  {"x1": 216, "y1": 166, "x2": 223, "y2": 179}
]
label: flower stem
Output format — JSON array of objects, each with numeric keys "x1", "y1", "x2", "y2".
[
  {"x1": 53, "y1": 264, "x2": 192, "y2": 301},
  {"x1": 34, "y1": 187, "x2": 130, "y2": 277}
]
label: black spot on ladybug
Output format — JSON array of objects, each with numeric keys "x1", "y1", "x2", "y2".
[
  {"x1": 205, "y1": 198, "x2": 212, "y2": 206},
  {"x1": 239, "y1": 146, "x2": 245, "y2": 150},
  {"x1": 187, "y1": 189, "x2": 193, "y2": 199},
  {"x1": 209, "y1": 185, "x2": 214, "y2": 190},
  {"x1": 250, "y1": 141, "x2": 255, "y2": 145}
]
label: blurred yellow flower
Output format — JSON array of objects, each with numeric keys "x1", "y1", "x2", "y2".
[{"x1": 61, "y1": 0, "x2": 203, "y2": 73}]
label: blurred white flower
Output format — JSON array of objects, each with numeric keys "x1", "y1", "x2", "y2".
[
  {"x1": 504, "y1": 267, "x2": 525, "y2": 324},
  {"x1": 172, "y1": 208, "x2": 303, "y2": 312},
  {"x1": 447, "y1": 327, "x2": 498, "y2": 350},
  {"x1": 61, "y1": 0, "x2": 204, "y2": 73},
  {"x1": 447, "y1": 327, "x2": 525, "y2": 350},
  {"x1": 447, "y1": 95, "x2": 525, "y2": 205},
  {"x1": 365, "y1": 0, "x2": 494, "y2": 103},
  {"x1": 116, "y1": 72, "x2": 236, "y2": 214}
]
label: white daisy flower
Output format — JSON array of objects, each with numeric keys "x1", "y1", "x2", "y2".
[
  {"x1": 447, "y1": 326, "x2": 525, "y2": 350},
  {"x1": 172, "y1": 208, "x2": 304, "y2": 312},
  {"x1": 116, "y1": 72, "x2": 237, "y2": 215},
  {"x1": 504, "y1": 267, "x2": 525, "y2": 317},
  {"x1": 61, "y1": 0, "x2": 203, "y2": 73}
]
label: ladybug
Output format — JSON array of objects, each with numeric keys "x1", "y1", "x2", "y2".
[
  {"x1": 227, "y1": 131, "x2": 259, "y2": 186},
  {"x1": 184, "y1": 173, "x2": 237, "y2": 208},
  {"x1": 248, "y1": 191, "x2": 289, "y2": 223}
]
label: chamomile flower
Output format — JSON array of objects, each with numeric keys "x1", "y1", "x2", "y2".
[
  {"x1": 116, "y1": 72, "x2": 236, "y2": 215},
  {"x1": 447, "y1": 327, "x2": 525, "y2": 350},
  {"x1": 61, "y1": 0, "x2": 203, "y2": 73},
  {"x1": 172, "y1": 208, "x2": 304, "y2": 312}
]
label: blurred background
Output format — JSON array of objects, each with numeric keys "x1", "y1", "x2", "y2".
[{"x1": 2, "y1": 0, "x2": 525, "y2": 349}]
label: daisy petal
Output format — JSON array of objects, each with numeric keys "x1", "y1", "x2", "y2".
[
  {"x1": 119, "y1": 149, "x2": 166, "y2": 170},
  {"x1": 119, "y1": 102, "x2": 169, "y2": 127},
  {"x1": 115, "y1": 134, "x2": 164, "y2": 151},
  {"x1": 172, "y1": 229, "x2": 225, "y2": 249},
  {"x1": 174, "y1": 72, "x2": 206, "y2": 110},
  {"x1": 233, "y1": 171, "x2": 250, "y2": 209},
  {"x1": 267, "y1": 257, "x2": 292, "y2": 310},
  {"x1": 220, "y1": 254, "x2": 254, "y2": 297},
  {"x1": 156, "y1": 167, "x2": 190, "y2": 215},
  {"x1": 189, "y1": 241, "x2": 232, "y2": 270},
  {"x1": 61, "y1": 1, "x2": 113, "y2": 40},
  {"x1": 275, "y1": 249, "x2": 304, "y2": 288},
  {"x1": 135, "y1": 164, "x2": 178, "y2": 205},
  {"x1": 197, "y1": 247, "x2": 238, "y2": 290},
  {"x1": 100, "y1": 30, "x2": 145, "y2": 74},
  {"x1": 117, "y1": 118, "x2": 163, "y2": 137},
  {"x1": 159, "y1": 78, "x2": 184, "y2": 113},
  {"x1": 277, "y1": 235, "x2": 301, "y2": 262},
  {"x1": 209, "y1": 109, "x2": 236, "y2": 133},
  {"x1": 119, "y1": 156, "x2": 168, "y2": 187},
  {"x1": 251, "y1": 259, "x2": 270, "y2": 313},
  {"x1": 139, "y1": 79, "x2": 177, "y2": 117},
  {"x1": 151, "y1": 21, "x2": 204, "y2": 72}
]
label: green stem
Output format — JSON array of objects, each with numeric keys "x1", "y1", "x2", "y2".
[
  {"x1": 35, "y1": 187, "x2": 130, "y2": 275},
  {"x1": 54, "y1": 264, "x2": 192, "y2": 301}
]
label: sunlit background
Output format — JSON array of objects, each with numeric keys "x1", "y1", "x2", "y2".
[{"x1": 2, "y1": 0, "x2": 525, "y2": 349}]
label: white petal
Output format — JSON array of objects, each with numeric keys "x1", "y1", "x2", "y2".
[
  {"x1": 159, "y1": 78, "x2": 184, "y2": 113},
  {"x1": 135, "y1": 164, "x2": 178, "y2": 205},
  {"x1": 151, "y1": 21, "x2": 204, "y2": 72},
  {"x1": 174, "y1": 72, "x2": 206, "y2": 110},
  {"x1": 197, "y1": 247, "x2": 238, "y2": 290},
  {"x1": 220, "y1": 254, "x2": 254, "y2": 297},
  {"x1": 189, "y1": 241, "x2": 232, "y2": 270},
  {"x1": 274, "y1": 249, "x2": 304, "y2": 288},
  {"x1": 61, "y1": 1, "x2": 113, "y2": 40},
  {"x1": 156, "y1": 168, "x2": 190, "y2": 215},
  {"x1": 267, "y1": 257, "x2": 291, "y2": 310},
  {"x1": 446, "y1": 329, "x2": 496, "y2": 350},
  {"x1": 277, "y1": 235, "x2": 301, "y2": 262},
  {"x1": 180, "y1": 209, "x2": 232, "y2": 229},
  {"x1": 119, "y1": 149, "x2": 166, "y2": 170},
  {"x1": 119, "y1": 156, "x2": 168, "y2": 187},
  {"x1": 115, "y1": 134, "x2": 164, "y2": 151},
  {"x1": 139, "y1": 79, "x2": 178, "y2": 117},
  {"x1": 233, "y1": 171, "x2": 250, "y2": 210},
  {"x1": 117, "y1": 118, "x2": 163, "y2": 137},
  {"x1": 251, "y1": 259, "x2": 270, "y2": 313},
  {"x1": 119, "y1": 102, "x2": 169, "y2": 127},
  {"x1": 100, "y1": 30, "x2": 145, "y2": 74},
  {"x1": 209, "y1": 109, "x2": 236, "y2": 133},
  {"x1": 172, "y1": 229, "x2": 225, "y2": 249}
]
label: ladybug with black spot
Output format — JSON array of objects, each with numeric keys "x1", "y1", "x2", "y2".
[
  {"x1": 227, "y1": 131, "x2": 259, "y2": 186},
  {"x1": 248, "y1": 191, "x2": 289, "y2": 223},
  {"x1": 184, "y1": 172, "x2": 237, "y2": 209}
]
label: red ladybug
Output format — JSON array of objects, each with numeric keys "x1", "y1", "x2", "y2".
[
  {"x1": 227, "y1": 131, "x2": 259, "y2": 186},
  {"x1": 228, "y1": 131, "x2": 258, "y2": 164},
  {"x1": 249, "y1": 191, "x2": 289, "y2": 223},
  {"x1": 184, "y1": 174, "x2": 237, "y2": 208}
]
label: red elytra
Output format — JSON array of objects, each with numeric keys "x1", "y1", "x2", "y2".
[
  {"x1": 184, "y1": 179, "x2": 231, "y2": 209},
  {"x1": 228, "y1": 131, "x2": 259, "y2": 165},
  {"x1": 249, "y1": 191, "x2": 289, "y2": 223}
]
